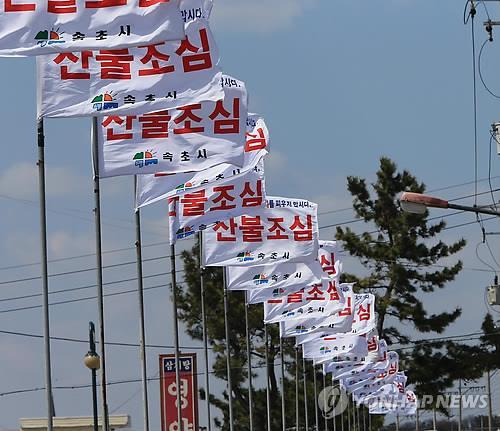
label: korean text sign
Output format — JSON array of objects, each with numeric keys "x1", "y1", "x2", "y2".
[
  {"x1": 37, "y1": 19, "x2": 222, "y2": 117},
  {"x1": 203, "y1": 196, "x2": 319, "y2": 267},
  {"x1": 168, "y1": 159, "x2": 266, "y2": 244},
  {"x1": 98, "y1": 75, "x2": 247, "y2": 177},
  {"x1": 159, "y1": 353, "x2": 199, "y2": 431},
  {"x1": 0, "y1": 0, "x2": 185, "y2": 56},
  {"x1": 263, "y1": 278, "x2": 346, "y2": 324},
  {"x1": 135, "y1": 113, "x2": 269, "y2": 208}
]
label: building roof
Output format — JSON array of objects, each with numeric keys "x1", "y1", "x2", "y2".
[{"x1": 19, "y1": 416, "x2": 129, "y2": 431}]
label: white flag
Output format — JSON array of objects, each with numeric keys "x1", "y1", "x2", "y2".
[
  {"x1": 293, "y1": 293, "x2": 376, "y2": 345},
  {"x1": 203, "y1": 196, "x2": 319, "y2": 267},
  {"x1": 340, "y1": 352, "x2": 399, "y2": 393},
  {"x1": 98, "y1": 75, "x2": 247, "y2": 178},
  {"x1": 37, "y1": 18, "x2": 222, "y2": 117},
  {"x1": 318, "y1": 240, "x2": 341, "y2": 278},
  {"x1": 227, "y1": 260, "x2": 324, "y2": 291},
  {"x1": 0, "y1": 0, "x2": 186, "y2": 56},
  {"x1": 281, "y1": 284, "x2": 354, "y2": 339},
  {"x1": 264, "y1": 279, "x2": 348, "y2": 324},
  {"x1": 135, "y1": 113, "x2": 269, "y2": 208},
  {"x1": 302, "y1": 333, "x2": 369, "y2": 364},
  {"x1": 354, "y1": 373, "x2": 407, "y2": 405},
  {"x1": 168, "y1": 158, "x2": 266, "y2": 244},
  {"x1": 248, "y1": 262, "x2": 341, "y2": 305}
]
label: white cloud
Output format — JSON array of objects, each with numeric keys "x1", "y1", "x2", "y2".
[
  {"x1": 212, "y1": 0, "x2": 318, "y2": 33},
  {"x1": 0, "y1": 162, "x2": 87, "y2": 200}
]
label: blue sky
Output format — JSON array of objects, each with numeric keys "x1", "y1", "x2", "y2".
[{"x1": 0, "y1": 0, "x2": 499, "y2": 429}]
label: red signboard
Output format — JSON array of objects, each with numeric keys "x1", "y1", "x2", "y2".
[{"x1": 160, "y1": 353, "x2": 199, "y2": 431}]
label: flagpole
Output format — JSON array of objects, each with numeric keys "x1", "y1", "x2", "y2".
[
  {"x1": 92, "y1": 117, "x2": 110, "y2": 431},
  {"x1": 37, "y1": 117, "x2": 54, "y2": 431},
  {"x1": 313, "y1": 365, "x2": 319, "y2": 431},
  {"x1": 362, "y1": 406, "x2": 366, "y2": 431},
  {"x1": 356, "y1": 404, "x2": 361, "y2": 431},
  {"x1": 265, "y1": 324, "x2": 272, "y2": 431},
  {"x1": 134, "y1": 177, "x2": 149, "y2": 431},
  {"x1": 244, "y1": 292, "x2": 254, "y2": 431},
  {"x1": 279, "y1": 334, "x2": 286, "y2": 431},
  {"x1": 169, "y1": 243, "x2": 183, "y2": 430},
  {"x1": 368, "y1": 412, "x2": 371, "y2": 431},
  {"x1": 222, "y1": 268, "x2": 235, "y2": 431},
  {"x1": 295, "y1": 346, "x2": 300, "y2": 431},
  {"x1": 415, "y1": 408, "x2": 419, "y2": 431},
  {"x1": 395, "y1": 413, "x2": 399, "y2": 431},
  {"x1": 91, "y1": 117, "x2": 110, "y2": 431},
  {"x1": 198, "y1": 232, "x2": 212, "y2": 431},
  {"x1": 332, "y1": 380, "x2": 337, "y2": 431},
  {"x1": 302, "y1": 355, "x2": 309, "y2": 430},
  {"x1": 322, "y1": 372, "x2": 328, "y2": 431},
  {"x1": 347, "y1": 396, "x2": 351, "y2": 430}
]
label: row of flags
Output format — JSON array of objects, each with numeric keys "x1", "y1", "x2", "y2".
[{"x1": 1, "y1": 0, "x2": 417, "y2": 421}]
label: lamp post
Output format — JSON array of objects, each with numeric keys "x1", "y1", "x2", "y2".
[
  {"x1": 400, "y1": 192, "x2": 500, "y2": 217},
  {"x1": 84, "y1": 322, "x2": 100, "y2": 431}
]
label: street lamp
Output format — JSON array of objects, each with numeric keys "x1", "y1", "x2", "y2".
[
  {"x1": 84, "y1": 321, "x2": 100, "y2": 431},
  {"x1": 400, "y1": 192, "x2": 500, "y2": 217}
]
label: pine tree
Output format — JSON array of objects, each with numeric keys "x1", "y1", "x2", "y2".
[{"x1": 335, "y1": 157, "x2": 475, "y2": 399}]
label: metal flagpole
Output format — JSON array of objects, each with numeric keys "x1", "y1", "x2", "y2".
[
  {"x1": 279, "y1": 333, "x2": 286, "y2": 431},
  {"x1": 415, "y1": 408, "x2": 419, "y2": 431},
  {"x1": 313, "y1": 366, "x2": 319, "y2": 431},
  {"x1": 395, "y1": 413, "x2": 399, "y2": 431},
  {"x1": 357, "y1": 403, "x2": 360, "y2": 431},
  {"x1": 332, "y1": 380, "x2": 336, "y2": 431},
  {"x1": 295, "y1": 346, "x2": 300, "y2": 431},
  {"x1": 368, "y1": 412, "x2": 371, "y2": 431},
  {"x1": 458, "y1": 379, "x2": 462, "y2": 431},
  {"x1": 37, "y1": 118, "x2": 55, "y2": 431},
  {"x1": 244, "y1": 292, "x2": 254, "y2": 431},
  {"x1": 362, "y1": 407, "x2": 366, "y2": 431},
  {"x1": 432, "y1": 408, "x2": 437, "y2": 430},
  {"x1": 134, "y1": 177, "x2": 149, "y2": 431},
  {"x1": 222, "y1": 268, "x2": 235, "y2": 431},
  {"x1": 302, "y1": 354, "x2": 309, "y2": 431},
  {"x1": 91, "y1": 117, "x2": 110, "y2": 431},
  {"x1": 198, "y1": 232, "x2": 212, "y2": 431},
  {"x1": 265, "y1": 325, "x2": 272, "y2": 431},
  {"x1": 352, "y1": 398, "x2": 356, "y2": 431},
  {"x1": 169, "y1": 243, "x2": 183, "y2": 430},
  {"x1": 487, "y1": 369, "x2": 492, "y2": 431},
  {"x1": 347, "y1": 396, "x2": 351, "y2": 431},
  {"x1": 322, "y1": 372, "x2": 328, "y2": 431}
]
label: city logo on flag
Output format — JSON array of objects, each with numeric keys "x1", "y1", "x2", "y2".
[
  {"x1": 175, "y1": 182, "x2": 196, "y2": 193},
  {"x1": 272, "y1": 288, "x2": 285, "y2": 297},
  {"x1": 176, "y1": 226, "x2": 195, "y2": 240},
  {"x1": 253, "y1": 274, "x2": 269, "y2": 286},
  {"x1": 320, "y1": 346, "x2": 332, "y2": 355},
  {"x1": 237, "y1": 252, "x2": 254, "y2": 263},
  {"x1": 92, "y1": 92, "x2": 119, "y2": 111},
  {"x1": 35, "y1": 29, "x2": 65, "y2": 47},
  {"x1": 133, "y1": 151, "x2": 158, "y2": 168},
  {"x1": 294, "y1": 325, "x2": 308, "y2": 334}
]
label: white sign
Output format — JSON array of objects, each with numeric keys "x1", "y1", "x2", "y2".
[
  {"x1": 0, "y1": 0, "x2": 185, "y2": 56},
  {"x1": 203, "y1": 196, "x2": 319, "y2": 267},
  {"x1": 135, "y1": 113, "x2": 269, "y2": 208},
  {"x1": 168, "y1": 159, "x2": 266, "y2": 244},
  {"x1": 98, "y1": 75, "x2": 247, "y2": 177},
  {"x1": 37, "y1": 19, "x2": 222, "y2": 117}
]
